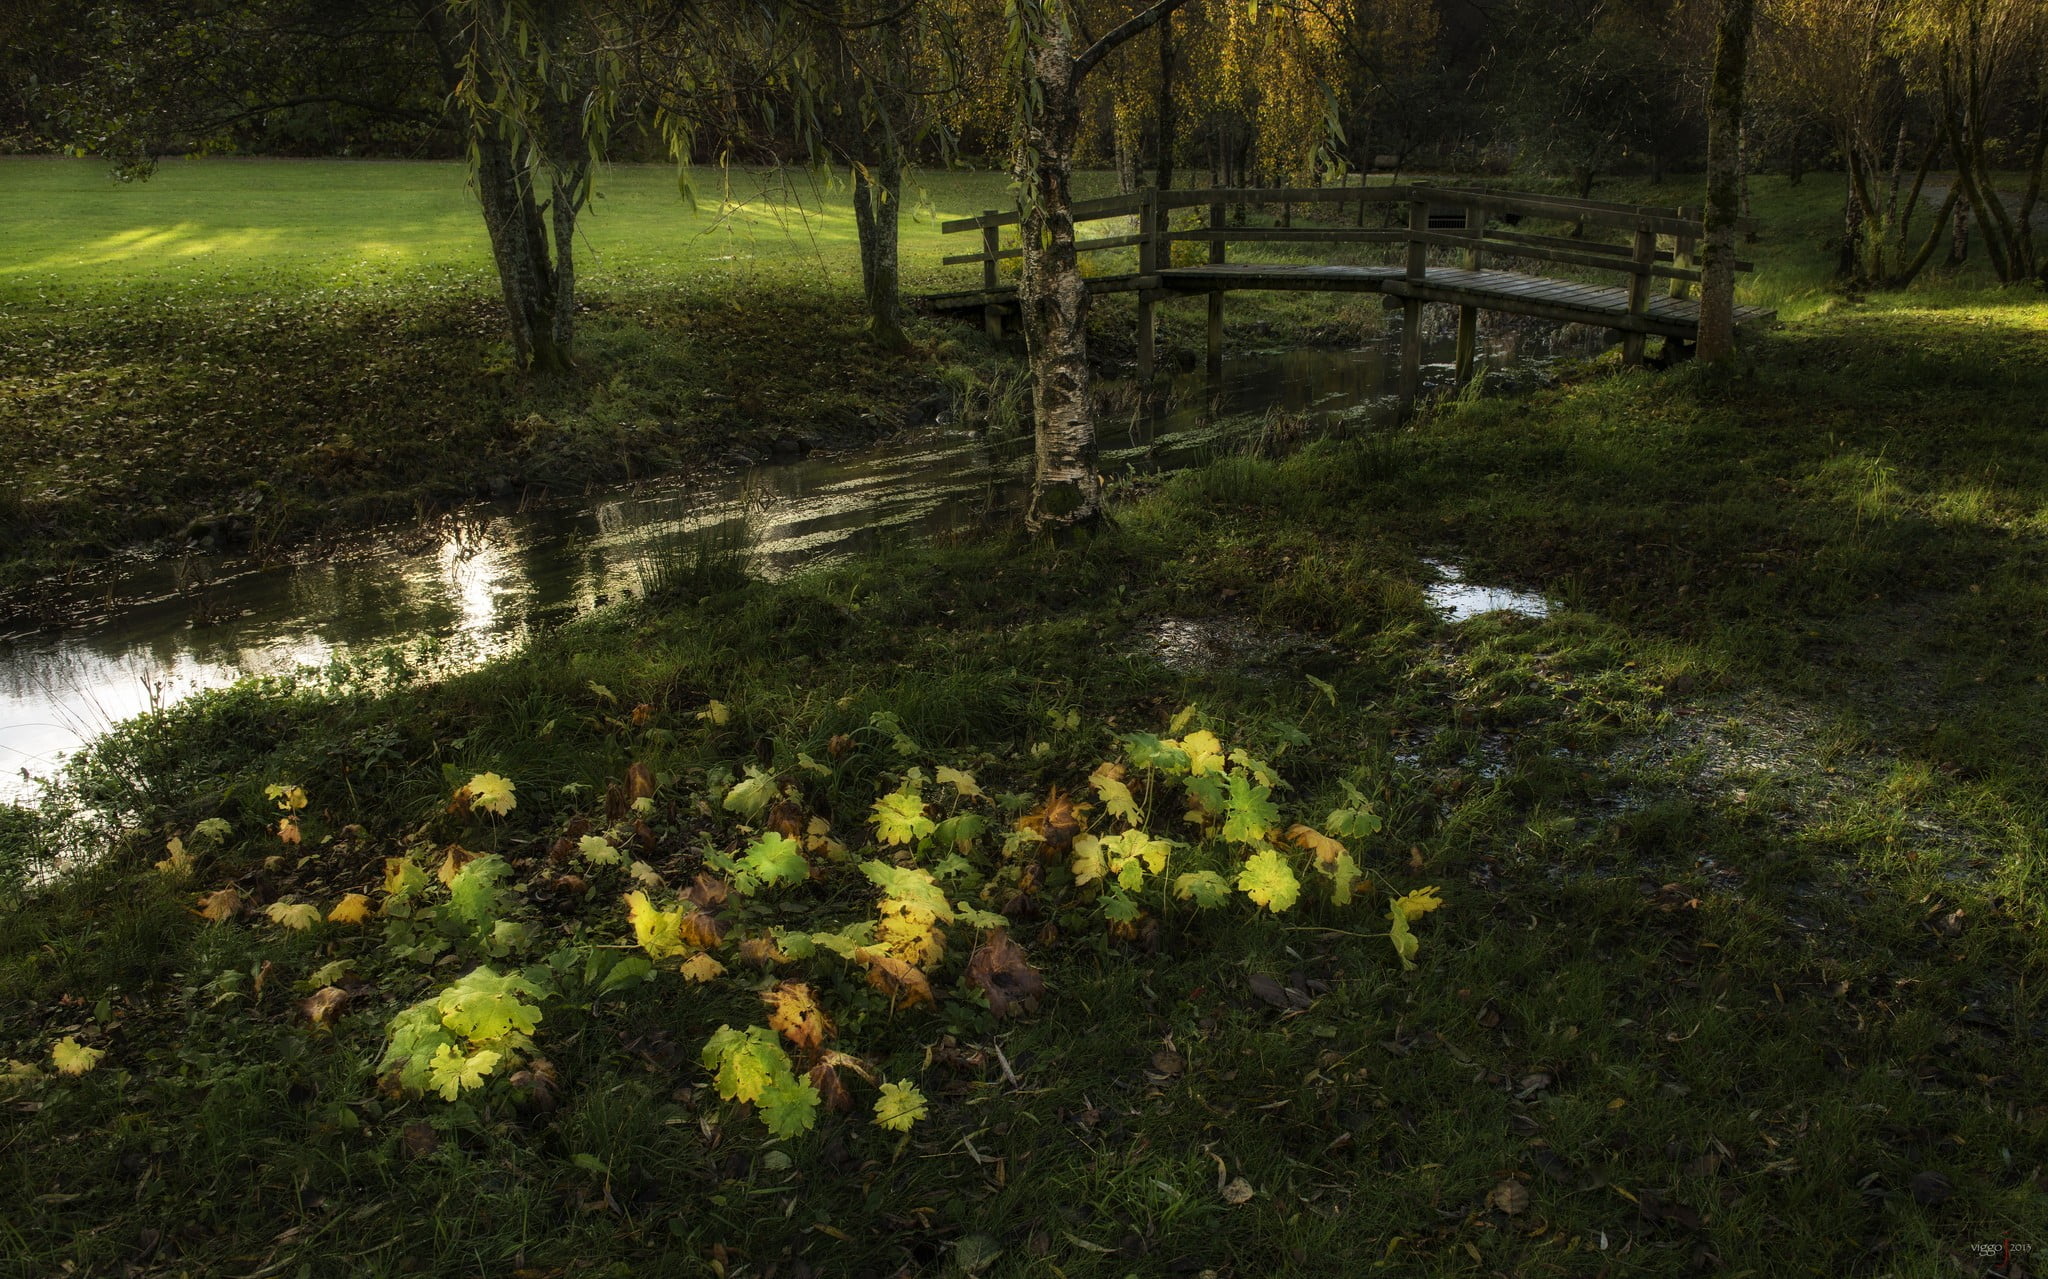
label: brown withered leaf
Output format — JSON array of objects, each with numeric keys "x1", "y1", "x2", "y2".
[
  {"x1": 764, "y1": 982, "x2": 835, "y2": 1053},
  {"x1": 1486, "y1": 1179, "x2": 1530, "y2": 1215},
  {"x1": 809, "y1": 1061, "x2": 854, "y2": 1112},
  {"x1": 437, "y1": 845, "x2": 481, "y2": 886},
  {"x1": 627, "y1": 761, "x2": 657, "y2": 803},
  {"x1": 965, "y1": 928, "x2": 1046, "y2": 1020},
  {"x1": 631, "y1": 703, "x2": 655, "y2": 727},
  {"x1": 684, "y1": 873, "x2": 730, "y2": 909},
  {"x1": 632, "y1": 820, "x2": 657, "y2": 855},
  {"x1": 196, "y1": 886, "x2": 242, "y2": 924},
  {"x1": 402, "y1": 1121, "x2": 441, "y2": 1158},
  {"x1": 508, "y1": 1057, "x2": 561, "y2": 1110},
  {"x1": 1019, "y1": 789, "x2": 1083, "y2": 859},
  {"x1": 766, "y1": 800, "x2": 805, "y2": 840},
  {"x1": 301, "y1": 986, "x2": 349, "y2": 1028},
  {"x1": 738, "y1": 936, "x2": 791, "y2": 968},
  {"x1": 857, "y1": 950, "x2": 934, "y2": 1010},
  {"x1": 827, "y1": 733, "x2": 854, "y2": 759},
  {"x1": 678, "y1": 910, "x2": 728, "y2": 951}
]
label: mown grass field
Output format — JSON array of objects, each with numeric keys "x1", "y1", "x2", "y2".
[{"x1": 2, "y1": 154, "x2": 2045, "y2": 1276}]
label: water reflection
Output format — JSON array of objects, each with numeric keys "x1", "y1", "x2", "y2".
[{"x1": 0, "y1": 326, "x2": 1603, "y2": 801}]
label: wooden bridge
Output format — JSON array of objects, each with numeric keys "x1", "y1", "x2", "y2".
[{"x1": 928, "y1": 183, "x2": 1773, "y2": 400}]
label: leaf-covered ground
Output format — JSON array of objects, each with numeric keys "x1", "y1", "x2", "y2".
[{"x1": 3, "y1": 261, "x2": 2045, "y2": 1275}]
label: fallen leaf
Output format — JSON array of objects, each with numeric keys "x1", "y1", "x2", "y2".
[
  {"x1": 301, "y1": 986, "x2": 349, "y2": 1028},
  {"x1": 51, "y1": 1037, "x2": 103, "y2": 1076},
  {"x1": 965, "y1": 928, "x2": 1045, "y2": 1019},
  {"x1": 326, "y1": 893, "x2": 373, "y2": 925},
  {"x1": 196, "y1": 887, "x2": 242, "y2": 923},
  {"x1": 1220, "y1": 1177, "x2": 1254, "y2": 1205},
  {"x1": 857, "y1": 950, "x2": 934, "y2": 1010},
  {"x1": 1487, "y1": 1179, "x2": 1529, "y2": 1215},
  {"x1": 764, "y1": 982, "x2": 834, "y2": 1053}
]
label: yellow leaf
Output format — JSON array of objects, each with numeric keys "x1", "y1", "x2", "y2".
[
  {"x1": 1391, "y1": 886, "x2": 1444, "y2": 921},
  {"x1": 276, "y1": 816, "x2": 301, "y2": 846},
  {"x1": 385, "y1": 856, "x2": 427, "y2": 897},
  {"x1": 624, "y1": 890, "x2": 687, "y2": 959},
  {"x1": 51, "y1": 1036, "x2": 103, "y2": 1076},
  {"x1": 1286, "y1": 824, "x2": 1347, "y2": 867},
  {"x1": 1069, "y1": 834, "x2": 1105, "y2": 887},
  {"x1": 629, "y1": 860, "x2": 665, "y2": 888},
  {"x1": 1089, "y1": 762, "x2": 1141, "y2": 825},
  {"x1": 763, "y1": 981, "x2": 833, "y2": 1052},
  {"x1": 155, "y1": 837, "x2": 193, "y2": 878},
  {"x1": 1178, "y1": 730, "x2": 1225, "y2": 776},
  {"x1": 935, "y1": 765, "x2": 983, "y2": 799},
  {"x1": 679, "y1": 954, "x2": 726, "y2": 983},
  {"x1": 872, "y1": 1079, "x2": 928, "y2": 1132},
  {"x1": 577, "y1": 834, "x2": 621, "y2": 865},
  {"x1": 265, "y1": 783, "x2": 308, "y2": 812},
  {"x1": 697, "y1": 699, "x2": 731, "y2": 726},
  {"x1": 327, "y1": 893, "x2": 373, "y2": 925},
  {"x1": 197, "y1": 887, "x2": 241, "y2": 924},
  {"x1": 266, "y1": 901, "x2": 322, "y2": 931},
  {"x1": 463, "y1": 772, "x2": 517, "y2": 816}
]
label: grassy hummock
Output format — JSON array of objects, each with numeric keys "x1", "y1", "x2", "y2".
[{"x1": 4, "y1": 204, "x2": 2045, "y2": 1275}]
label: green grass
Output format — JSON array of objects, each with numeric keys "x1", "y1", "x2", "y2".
[{"x1": 4, "y1": 202, "x2": 2047, "y2": 1275}]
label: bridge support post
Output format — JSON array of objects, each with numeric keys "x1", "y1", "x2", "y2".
[
  {"x1": 1399, "y1": 191, "x2": 1428, "y2": 410},
  {"x1": 1622, "y1": 225, "x2": 1656, "y2": 366},
  {"x1": 1454, "y1": 305, "x2": 1478, "y2": 387},
  {"x1": 981, "y1": 215, "x2": 1003, "y2": 341},
  {"x1": 1136, "y1": 190, "x2": 1159, "y2": 382}
]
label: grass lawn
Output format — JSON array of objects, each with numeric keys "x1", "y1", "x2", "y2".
[{"x1": 1, "y1": 160, "x2": 2044, "y2": 1275}]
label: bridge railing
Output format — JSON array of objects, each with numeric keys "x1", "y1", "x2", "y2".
[{"x1": 938, "y1": 183, "x2": 1755, "y2": 372}]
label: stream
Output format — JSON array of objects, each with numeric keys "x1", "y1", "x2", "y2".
[{"x1": 0, "y1": 324, "x2": 1604, "y2": 804}]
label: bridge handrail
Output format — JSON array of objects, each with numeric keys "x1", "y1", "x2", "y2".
[{"x1": 938, "y1": 182, "x2": 1754, "y2": 287}]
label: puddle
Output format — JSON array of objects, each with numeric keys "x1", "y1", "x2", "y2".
[{"x1": 1422, "y1": 560, "x2": 1551, "y2": 622}]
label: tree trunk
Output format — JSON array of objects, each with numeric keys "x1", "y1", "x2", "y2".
[
  {"x1": 1153, "y1": 11, "x2": 1174, "y2": 192},
  {"x1": 473, "y1": 129, "x2": 563, "y2": 373},
  {"x1": 1948, "y1": 195, "x2": 1972, "y2": 267},
  {"x1": 1017, "y1": 23, "x2": 1101, "y2": 535},
  {"x1": 1698, "y1": 0, "x2": 1755, "y2": 365},
  {"x1": 852, "y1": 156, "x2": 904, "y2": 348}
]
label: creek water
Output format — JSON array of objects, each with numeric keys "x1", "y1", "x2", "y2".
[{"x1": 0, "y1": 324, "x2": 1601, "y2": 803}]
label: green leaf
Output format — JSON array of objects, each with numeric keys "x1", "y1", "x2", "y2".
[
  {"x1": 736, "y1": 832, "x2": 809, "y2": 890},
  {"x1": 954, "y1": 904, "x2": 1010, "y2": 930},
  {"x1": 1090, "y1": 763, "x2": 1142, "y2": 825},
  {"x1": 701, "y1": 1025, "x2": 790, "y2": 1105},
  {"x1": 757, "y1": 1072, "x2": 822, "y2": 1138},
  {"x1": 871, "y1": 789, "x2": 935, "y2": 847},
  {"x1": 428, "y1": 1044, "x2": 501, "y2": 1101},
  {"x1": 723, "y1": 767, "x2": 779, "y2": 819},
  {"x1": 872, "y1": 1080, "x2": 928, "y2": 1131},
  {"x1": 1236, "y1": 850, "x2": 1301, "y2": 913},
  {"x1": 596, "y1": 955, "x2": 654, "y2": 996},
  {"x1": 435, "y1": 966, "x2": 545, "y2": 1047},
  {"x1": 868, "y1": 711, "x2": 919, "y2": 756},
  {"x1": 930, "y1": 813, "x2": 987, "y2": 854},
  {"x1": 1100, "y1": 892, "x2": 1141, "y2": 924},
  {"x1": 1388, "y1": 907, "x2": 1418, "y2": 970},
  {"x1": 1173, "y1": 870, "x2": 1232, "y2": 909},
  {"x1": 860, "y1": 862, "x2": 953, "y2": 922},
  {"x1": 1123, "y1": 733, "x2": 1189, "y2": 773},
  {"x1": 1222, "y1": 774, "x2": 1280, "y2": 845},
  {"x1": 1327, "y1": 852, "x2": 1362, "y2": 906},
  {"x1": 448, "y1": 855, "x2": 512, "y2": 929}
]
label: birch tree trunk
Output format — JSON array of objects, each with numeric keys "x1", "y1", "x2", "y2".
[
  {"x1": 1017, "y1": 19, "x2": 1100, "y2": 534},
  {"x1": 1698, "y1": 0, "x2": 1756, "y2": 364}
]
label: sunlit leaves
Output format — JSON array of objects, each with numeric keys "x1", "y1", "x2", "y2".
[
  {"x1": 1386, "y1": 889, "x2": 1441, "y2": 970},
  {"x1": 462, "y1": 772, "x2": 517, "y2": 816},
  {"x1": 871, "y1": 787, "x2": 934, "y2": 847},
  {"x1": 1177, "y1": 730, "x2": 1226, "y2": 776},
  {"x1": 872, "y1": 1079, "x2": 928, "y2": 1132},
  {"x1": 327, "y1": 893, "x2": 373, "y2": 925},
  {"x1": 935, "y1": 765, "x2": 983, "y2": 798},
  {"x1": 1235, "y1": 850, "x2": 1300, "y2": 913},
  {"x1": 1123, "y1": 732, "x2": 1190, "y2": 772},
  {"x1": 764, "y1": 981, "x2": 833, "y2": 1053},
  {"x1": 735, "y1": 832, "x2": 809, "y2": 891},
  {"x1": 428, "y1": 1044, "x2": 501, "y2": 1101},
  {"x1": 723, "y1": 766, "x2": 779, "y2": 819},
  {"x1": 447, "y1": 855, "x2": 512, "y2": 930},
  {"x1": 758, "y1": 1073, "x2": 824, "y2": 1138},
  {"x1": 196, "y1": 886, "x2": 241, "y2": 923},
  {"x1": 155, "y1": 837, "x2": 193, "y2": 878},
  {"x1": 384, "y1": 856, "x2": 428, "y2": 899},
  {"x1": 1174, "y1": 870, "x2": 1233, "y2": 908},
  {"x1": 51, "y1": 1037, "x2": 104, "y2": 1076},
  {"x1": 266, "y1": 901, "x2": 322, "y2": 931},
  {"x1": 434, "y1": 967, "x2": 544, "y2": 1046},
  {"x1": 702, "y1": 1024, "x2": 793, "y2": 1105},
  {"x1": 860, "y1": 862, "x2": 952, "y2": 923},
  {"x1": 1391, "y1": 886, "x2": 1443, "y2": 921},
  {"x1": 679, "y1": 953, "x2": 727, "y2": 983},
  {"x1": 1221, "y1": 773, "x2": 1280, "y2": 845},
  {"x1": 265, "y1": 783, "x2": 308, "y2": 812},
  {"x1": 578, "y1": 834, "x2": 622, "y2": 865},
  {"x1": 624, "y1": 890, "x2": 688, "y2": 959},
  {"x1": 1089, "y1": 761, "x2": 1142, "y2": 825}
]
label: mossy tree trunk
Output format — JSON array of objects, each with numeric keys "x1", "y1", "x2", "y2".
[{"x1": 1699, "y1": 0, "x2": 1756, "y2": 364}]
